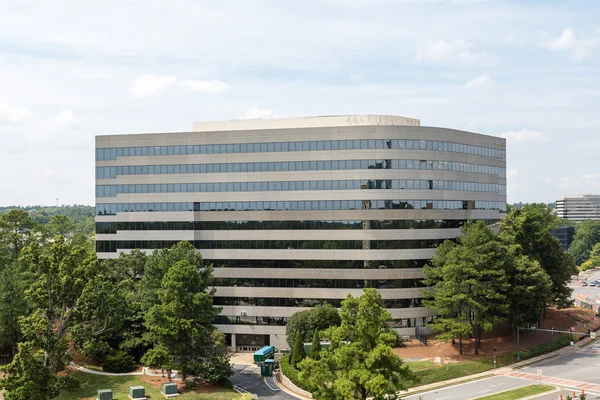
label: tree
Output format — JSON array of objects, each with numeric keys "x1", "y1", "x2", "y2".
[
  {"x1": 501, "y1": 204, "x2": 577, "y2": 307},
  {"x1": 311, "y1": 330, "x2": 321, "y2": 360},
  {"x1": 19, "y1": 237, "x2": 128, "y2": 374},
  {"x1": 286, "y1": 303, "x2": 341, "y2": 348},
  {"x1": 504, "y1": 255, "x2": 552, "y2": 330},
  {"x1": 579, "y1": 243, "x2": 600, "y2": 271},
  {"x1": 423, "y1": 221, "x2": 509, "y2": 354},
  {"x1": 299, "y1": 289, "x2": 414, "y2": 400},
  {"x1": 569, "y1": 220, "x2": 600, "y2": 265},
  {"x1": 0, "y1": 210, "x2": 37, "y2": 260},
  {"x1": 139, "y1": 241, "x2": 205, "y2": 311},
  {"x1": 0, "y1": 263, "x2": 28, "y2": 358},
  {"x1": 0, "y1": 342, "x2": 60, "y2": 400},
  {"x1": 144, "y1": 259, "x2": 221, "y2": 380},
  {"x1": 141, "y1": 344, "x2": 174, "y2": 379},
  {"x1": 44, "y1": 215, "x2": 74, "y2": 238},
  {"x1": 291, "y1": 331, "x2": 306, "y2": 368}
]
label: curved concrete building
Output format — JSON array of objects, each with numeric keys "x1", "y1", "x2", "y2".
[{"x1": 95, "y1": 114, "x2": 507, "y2": 350}]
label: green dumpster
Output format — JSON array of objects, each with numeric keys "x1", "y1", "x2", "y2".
[
  {"x1": 162, "y1": 382, "x2": 178, "y2": 395},
  {"x1": 98, "y1": 389, "x2": 113, "y2": 400},
  {"x1": 129, "y1": 385, "x2": 146, "y2": 399},
  {"x1": 261, "y1": 358, "x2": 275, "y2": 377}
]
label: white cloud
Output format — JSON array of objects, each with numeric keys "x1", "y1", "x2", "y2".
[
  {"x1": 130, "y1": 75, "x2": 229, "y2": 97},
  {"x1": 130, "y1": 74, "x2": 176, "y2": 98},
  {"x1": 545, "y1": 176, "x2": 573, "y2": 189},
  {"x1": 349, "y1": 73, "x2": 364, "y2": 81},
  {"x1": 179, "y1": 79, "x2": 229, "y2": 93},
  {"x1": 465, "y1": 74, "x2": 495, "y2": 90},
  {"x1": 238, "y1": 108, "x2": 280, "y2": 119},
  {"x1": 0, "y1": 102, "x2": 30, "y2": 125},
  {"x1": 416, "y1": 40, "x2": 490, "y2": 64},
  {"x1": 540, "y1": 28, "x2": 599, "y2": 61},
  {"x1": 501, "y1": 129, "x2": 544, "y2": 142},
  {"x1": 56, "y1": 109, "x2": 79, "y2": 129},
  {"x1": 507, "y1": 169, "x2": 518, "y2": 180}
]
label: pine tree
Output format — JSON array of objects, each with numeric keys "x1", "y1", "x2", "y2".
[
  {"x1": 291, "y1": 331, "x2": 306, "y2": 368},
  {"x1": 311, "y1": 330, "x2": 321, "y2": 360}
]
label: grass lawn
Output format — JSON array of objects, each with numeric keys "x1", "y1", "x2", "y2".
[
  {"x1": 55, "y1": 371, "x2": 241, "y2": 400},
  {"x1": 473, "y1": 384, "x2": 554, "y2": 400},
  {"x1": 406, "y1": 355, "x2": 515, "y2": 387}
]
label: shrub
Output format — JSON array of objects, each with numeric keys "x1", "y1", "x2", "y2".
[
  {"x1": 280, "y1": 355, "x2": 310, "y2": 392},
  {"x1": 102, "y1": 350, "x2": 136, "y2": 373},
  {"x1": 515, "y1": 335, "x2": 572, "y2": 361}
]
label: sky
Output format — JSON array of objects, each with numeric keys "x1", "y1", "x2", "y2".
[{"x1": 0, "y1": 0, "x2": 599, "y2": 206}]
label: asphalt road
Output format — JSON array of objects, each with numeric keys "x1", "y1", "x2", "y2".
[
  {"x1": 230, "y1": 364, "x2": 298, "y2": 400},
  {"x1": 403, "y1": 338, "x2": 600, "y2": 400},
  {"x1": 520, "y1": 339, "x2": 600, "y2": 387},
  {"x1": 571, "y1": 269, "x2": 600, "y2": 302},
  {"x1": 402, "y1": 375, "x2": 531, "y2": 400}
]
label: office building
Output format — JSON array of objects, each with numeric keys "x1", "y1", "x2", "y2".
[
  {"x1": 551, "y1": 226, "x2": 575, "y2": 251},
  {"x1": 95, "y1": 114, "x2": 507, "y2": 350},
  {"x1": 556, "y1": 195, "x2": 600, "y2": 222}
]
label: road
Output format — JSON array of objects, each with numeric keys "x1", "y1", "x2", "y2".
[
  {"x1": 402, "y1": 375, "x2": 531, "y2": 400},
  {"x1": 571, "y1": 269, "x2": 600, "y2": 303},
  {"x1": 230, "y1": 364, "x2": 299, "y2": 400},
  {"x1": 403, "y1": 339, "x2": 600, "y2": 400}
]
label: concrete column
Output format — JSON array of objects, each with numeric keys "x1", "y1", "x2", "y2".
[{"x1": 231, "y1": 333, "x2": 237, "y2": 352}]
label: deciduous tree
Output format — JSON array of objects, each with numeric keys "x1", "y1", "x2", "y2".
[
  {"x1": 299, "y1": 289, "x2": 414, "y2": 400},
  {"x1": 0, "y1": 342, "x2": 60, "y2": 400}
]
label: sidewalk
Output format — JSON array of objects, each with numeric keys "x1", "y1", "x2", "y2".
[
  {"x1": 70, "y1": 363, "x2": 183, "y2": 380},
  {"x1": 399, "y1": 336, "x2": 598, "y2": 396}
]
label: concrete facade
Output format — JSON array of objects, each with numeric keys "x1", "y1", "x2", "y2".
[
  {"x1": 557, "y1": 194, "x2": 600, "y2": 222},
  {"x1": 95, "y1": 115, "x2": 506, "y2": 350}
]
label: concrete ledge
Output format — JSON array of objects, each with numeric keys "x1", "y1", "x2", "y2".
[{"x1": 275, "y1": 371, "x2": 313, "y2": 399}]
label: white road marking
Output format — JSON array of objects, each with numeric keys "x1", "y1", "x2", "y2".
[
  {"x1": 490, "y1": 383, "x2": 504, "y2": 387},
  {"x1": 436, "y1": 397, "x2": 451, "y2": 400},
  {"x1": 264, "y1": 377, "x2": 280, "y2": 391}
]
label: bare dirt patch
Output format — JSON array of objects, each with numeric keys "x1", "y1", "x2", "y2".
[{"x1": 395, "y1": 308, "x2": 600, "y2": 362}]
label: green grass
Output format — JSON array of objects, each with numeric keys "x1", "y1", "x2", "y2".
[
  {"x1": 55, "y1": 371, "x2": 241, "y2": 400},
  {"x1": 473, "y1": 384, "x2": 554, "y2": 400},
  {"x1": 407, "y1": 359, "x2": 498, "y2": 387}
]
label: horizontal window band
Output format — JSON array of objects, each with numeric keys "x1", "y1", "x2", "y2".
[
  {"x1": 96, "y1": 178, "x2": 506, "y2": 197},
  {"x1": 96, "y1": 200, "x2": 507, "y2": 215},
  {"x1": 95, "y1": 219, "x2": 499, "y2": 233},
  {"x1": 96, "y1": 158, "x2": 506, "y2": 179},
  {"x1": 96, "y1": 138, "x2": 505, "y2": 161},
  {"x1": 95, "y1": 238, "x2": 451, "y2": 253}
]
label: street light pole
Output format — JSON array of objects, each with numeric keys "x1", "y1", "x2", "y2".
[{"x1": 493, "y1": 347, "x2": 497, "y2": 368}]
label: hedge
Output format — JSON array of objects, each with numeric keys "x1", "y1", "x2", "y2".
[
  {"x1": 515, "y1": 334, "x2": 573, "y2": 361},
  {"x1": 279, "y1": 354, "x2": 311, "y2": 393}
]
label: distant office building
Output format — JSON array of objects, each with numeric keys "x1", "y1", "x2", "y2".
[
  {"x1": 556, "y1": 195, "x2": 600, "y2": 222},
  {"x1": 551, "y1": 226, "x2": 575, "y2": 251},
  {"x1": 95, "y1": 114, "x2": 507, "y2": 350}
]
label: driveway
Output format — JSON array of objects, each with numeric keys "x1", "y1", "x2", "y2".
[{"x1": 230, "y1": 363, "x2": 299, "y2": 400}]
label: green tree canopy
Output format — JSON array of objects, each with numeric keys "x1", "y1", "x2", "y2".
[
  {"x1": 311, "y1": 330, "x2": 321, "y2": 360},
  {"x1": 299, "y1": 289, "x2": 414, "y2": 400},
  {"x1": 501, "y1": 203, "x2": 577, "y2": 307},
  {"x1": 424, "y1": 221, "x2": 509, "y2": 354},
  {"x1": 286, "y1": 303, "x2": 341, "y2": 348},
  {"x1": 19, "y1": 236, "x2": 128, "y2": 374},
  {"x1": 0, "y1": 210, "x2": 37, "y2": 260},
  {"x1": 144, "y1": 259, "x2": 221, "y2": 379},
  {"x1": 0, "y1": 263, "x2": 28, "y2": 357},
  {"x1": 0, "y1": 342, "x2": 60, "y2": 400},
  {"x1": 569, "y1": 220, "x2": 600, "y2": 265}
]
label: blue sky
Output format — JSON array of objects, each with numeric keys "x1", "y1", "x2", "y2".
[{"x1": 0, "y1": 0, "x2": 599, "y2": 205}]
